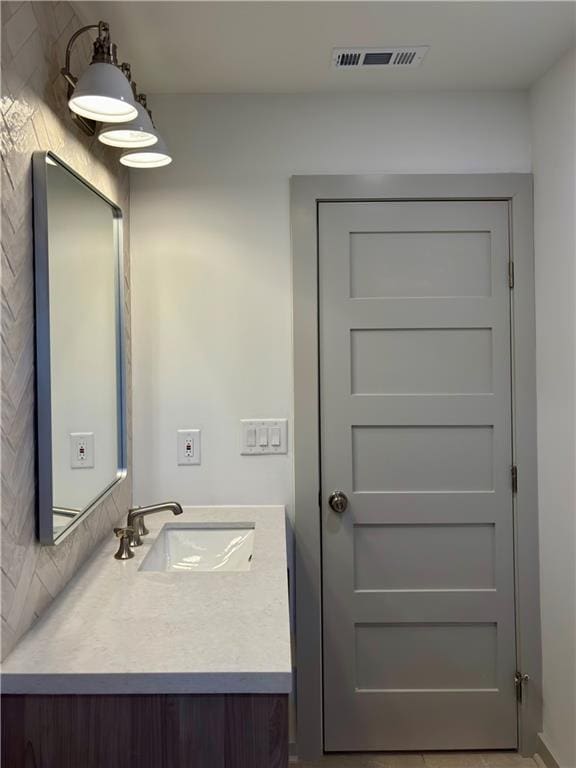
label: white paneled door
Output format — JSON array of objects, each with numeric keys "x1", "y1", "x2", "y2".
[{"x1": 319, "y1": 202, "x2": 517, "y2": 752}]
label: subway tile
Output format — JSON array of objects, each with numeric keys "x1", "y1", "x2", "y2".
[
  {"x1": 5, "y1": 2, "x2": 36, "y2": 58},
  {"x1": 1, "y1": 566, "x2": 16, "y2": 620},
  {"x1": 1, "y1": 615, "x2": 17, "y2": 660},
  {"x1": 2, "y1": 3, "x2": 26, "y2": 24},
  {"x1": 0, "y1": 519, "x2": 24, "y2": 586},
  {"x1": 14, "y1": 573, "x2": 51, "y2": 636},
  {"x1": 2, "y1": 164, "x2": 32, "y2": 234},
  {"x1": 13, "y1": 29, "x2": 48, "y2": 87},
  {"x1": 36, "y1": 548, "x2": 62, "y2": 597},
  {"x1": 5, "y1": 533, "x2": 40, "y2": 629},
  {"x1": 31, "y1": 105, "x2": 50, "y2": 147},
  {"x1": 53, "y1": 1, "x2": 73, "y2": 35},
  {"x1": 30, "y1": 2, "x2": 57, "y2": 38},
  {"x1": 1, "y1": 22, "x2": 13, "y2": 68}
]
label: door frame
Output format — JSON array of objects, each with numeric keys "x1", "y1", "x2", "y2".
[{"x1": 290, "y1": 175, "x2": 541, "y2": 761}]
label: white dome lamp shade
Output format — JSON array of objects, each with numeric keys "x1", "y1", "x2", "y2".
[
  {"x1": 64, "y1": 21, "x2": 137, "y2": 124},
  {"x1": 69, "y1": 63, "x2": 137, "y2": 123},
  {"x1": 120, "y1": 136, "x2": 172, "y2": 169},
  {"x1": 98, "y1": 100, "x2": 158, "y2": 148}
]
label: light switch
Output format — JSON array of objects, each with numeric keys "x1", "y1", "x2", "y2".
[
  {"x1": 258, "y1": 427, "x2": 269, "y2": 447},
  {"x1": 270, "y1": 427, "x2": 281, "y2": 447},
  {"x1": 241, "y1": 419, "x2": 288, "y2": 455},
  {"x1": 177, "y1": 429, "x2": 201, "y2": 465}
]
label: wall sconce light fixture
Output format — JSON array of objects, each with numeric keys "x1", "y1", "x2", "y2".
[
  {"x1": 62, "y1": 22, "x2": 171, "y2": 168},
  {"x1": 99, "y1": 95, "x2": 158, "y2": 148},
  {"x1": 120, "y1": 137, "x2": 173, "y2": 168}
]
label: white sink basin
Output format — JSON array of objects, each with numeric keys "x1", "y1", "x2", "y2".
[{"x1": 139, "y1": 523, "x2": 255, "y2": 573}]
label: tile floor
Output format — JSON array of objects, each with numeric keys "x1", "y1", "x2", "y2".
[{"x1": 293, "y1": 752, "x2": 541, "y2": 768}]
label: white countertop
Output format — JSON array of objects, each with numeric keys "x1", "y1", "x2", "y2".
[{"x1": 1, "y1": 506, "x2": 292, "y2": 695}]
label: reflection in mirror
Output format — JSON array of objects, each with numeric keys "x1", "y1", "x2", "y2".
[{"x1": 34, "y1": 153, "x2": 126, "y2": 544}]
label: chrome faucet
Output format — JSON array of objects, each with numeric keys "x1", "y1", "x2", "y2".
[{"x1": 126, "y1": 502, "x2": 183, "y2": 546}]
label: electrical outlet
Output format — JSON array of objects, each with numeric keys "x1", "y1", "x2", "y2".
[
  {"x1": 70, "y1": 432, "x2": 94, "y2": 468},
  {"x1": 177, "y1": 429, "x2": 201, "y2": 465}
]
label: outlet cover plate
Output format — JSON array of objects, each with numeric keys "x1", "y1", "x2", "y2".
[
  {"x1": 70, "y1": 432, "x2": 94, "y2": 469},
  {"x1": 177, "y1": 429, "x2": 201, "y2": 465}
]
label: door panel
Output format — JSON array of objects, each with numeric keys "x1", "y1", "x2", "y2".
[
  {"x1": 352, "y1": 425, "x2": 494, "y2": 492},
  {"x1": 349, "y1": 230, "x2": 493, "y2": 298},
  {"x1": 355, "y1": 622, "x2": 498, "y2": 690},
  {"x1": 353, "y1": 523, "x2": 496, "y2": 591},
  {"x1": 351, "y1": 327, "x2": 494, "y2": 395},
  {"x1": 319, "y1": 201, "x2": 517, "y2": 752}
]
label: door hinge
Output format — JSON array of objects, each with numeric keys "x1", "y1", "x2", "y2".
[
  {"x1": 511, "y1": 465, "x2": 518, "y2": 494},
  {"x1": 514, "y1": 671, "x2": 529, "y2": 703},
  {"x1": 508, "y1": 261, "x2": 515, "y2": 289}
]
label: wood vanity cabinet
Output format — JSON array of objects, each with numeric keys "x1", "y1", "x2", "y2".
[{"x1": 1, "y1": 692, "x2": 288, "y2": 768}]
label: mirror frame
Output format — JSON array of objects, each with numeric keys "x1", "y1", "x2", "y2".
[{"x1": 33, "y1": 151, "x2": 128, "y2": 545}]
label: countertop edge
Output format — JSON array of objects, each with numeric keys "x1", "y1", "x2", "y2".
[{"x1": 0, "y1": 670, "x2": 292, "y2": 696}]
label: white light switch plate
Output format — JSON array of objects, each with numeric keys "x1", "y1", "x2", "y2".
[
  {"x1": 241, "y1": 419, "x2": 287, "y2": 455},
  {"x1": 70, "y1": 432, "x2": 94, "y2": 469},
  {"x1": 177, "y1": 429, "x2": 201, "y2": 465}
]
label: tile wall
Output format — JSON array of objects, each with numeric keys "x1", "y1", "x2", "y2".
[{"x1": 1, "y1": 1, "x2": 132, "y2": 659}]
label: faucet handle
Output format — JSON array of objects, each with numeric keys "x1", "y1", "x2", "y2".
[
  {"x1": 114, "y1": 525, "x2": 134, "y2": 537},
  {"x1": 113, "y1": 527, "x2": 135, "y2": 560}
]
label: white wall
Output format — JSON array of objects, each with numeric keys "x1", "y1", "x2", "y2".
[
  {"x1": 531, "y1": 48, "x2": 576, "y2": 768},
  {"x1": 131, "y1": 91, "x2": 531, "y2": 527}
]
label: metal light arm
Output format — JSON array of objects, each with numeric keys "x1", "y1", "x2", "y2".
[
  {"x1": 61, "y1": 21, "x2": 112, "y2": 87},
  {"x1": 60, "y1": 21, "x2": 118, "y2": 136}
]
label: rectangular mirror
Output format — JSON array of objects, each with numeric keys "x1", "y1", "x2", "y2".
[{"x1": 33, "y1": 152, "x2": 127, "y2": 544}]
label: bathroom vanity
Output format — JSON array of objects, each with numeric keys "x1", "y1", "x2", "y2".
[{"x1": 1, "y1": 506, "x2": 291, "y2": 767}]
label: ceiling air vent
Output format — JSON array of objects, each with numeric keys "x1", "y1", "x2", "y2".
[{"x1": 332, "y1": 47, "x2": 429, "y2": 69}]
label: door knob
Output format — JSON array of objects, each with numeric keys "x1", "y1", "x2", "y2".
[{"x1": 328, "y1": 490, "x2": 348, "y2": 513}]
